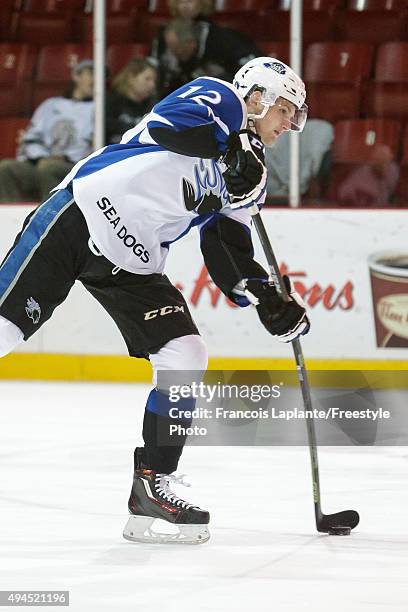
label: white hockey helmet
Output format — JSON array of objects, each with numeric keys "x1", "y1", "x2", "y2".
[{"x1": 233, "y1": 57, "x2": 308, "y2": 131}]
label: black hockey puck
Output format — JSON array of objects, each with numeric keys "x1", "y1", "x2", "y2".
[{"x1": 328, "y1": 526, "x2": 351, "y2": 536}]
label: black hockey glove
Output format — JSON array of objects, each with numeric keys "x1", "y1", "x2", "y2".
[
  {"x1": 222, "y1": 130, "x2": 267, "y2": 209},
  {"x1": 245, "y1": 276, "x2": 310, "y2": 343}
]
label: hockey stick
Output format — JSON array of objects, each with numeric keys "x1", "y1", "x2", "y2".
[{"x1": 250, "y1": 206, "x2": 360, "y2": 534}]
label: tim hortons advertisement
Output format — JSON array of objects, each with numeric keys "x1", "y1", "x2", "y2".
[{"x1": 0, "y1": 206, "x2": 407, "y2": 359}]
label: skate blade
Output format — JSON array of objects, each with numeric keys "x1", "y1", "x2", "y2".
[{"x1": 123, "y1": 515, "x2": 210, "y2": 545}]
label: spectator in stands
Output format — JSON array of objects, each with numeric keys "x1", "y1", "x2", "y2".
[
  {"x1": 151, "y1": 0, "x2": 260, "y2": 96},
  {"x1": 335, "y1": 144, "x2": 400, "y2": 207},
  {"x1": 106, "y1": 58, "x2": 157, "y2": 144},
  {"x1": 0, "y1": 60, "x2": 94, "y2": 203},
  {"x1": 155, "y1": 18, "x2": 220, "y2": 96},
  {"x1": 265, "y1": 119, "x2": 334, "y2": 205}
]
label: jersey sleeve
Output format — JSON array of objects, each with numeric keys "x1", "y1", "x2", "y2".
[
  {"x1": 199, "y1": 209, "x2": 268, "y2": 307},
  {"x1": 143, "y1": 77, "x2": 247, "y2": 159}
]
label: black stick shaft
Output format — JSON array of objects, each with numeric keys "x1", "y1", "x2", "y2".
[{"x1": 251, "y1": 211, "x2": 323, "y2": 528}]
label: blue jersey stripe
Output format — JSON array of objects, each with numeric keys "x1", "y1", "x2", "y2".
[
  {"x1": 74, "y1": 143, "x2": 165, "y2": 180},
  {"x1": 0, "y1": 188, "x2": 74, "y2": 307}
]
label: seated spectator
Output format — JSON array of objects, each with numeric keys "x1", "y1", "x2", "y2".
[
  {"x1": 335, "y1": 145, "x2": 399, "y2": 207},
  {"x1": 156, "y1": 18, "x2": 220, "y2": 96},
  {"x1": 0, "y1": 60, "x2": 94, "y2": 203},
  {"x1": 151, "y1": 0, "x2": 260, "y2": 96},
  {"x1": 265, "y1": 119, "x2": 334, "y2": 205},
  {"x1": 106, "y1": 58, "x2": 157, "y2": 144}
]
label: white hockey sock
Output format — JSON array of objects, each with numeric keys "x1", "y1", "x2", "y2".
[{"x1": 0, "y1": 315, "x2": 24, "y2": 357}]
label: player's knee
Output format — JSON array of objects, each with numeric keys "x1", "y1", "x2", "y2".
[
  {"x1": 150, "y1": 334, "x2": 208, "y2": 375},
  {"x1": 0, "y1": 315, "x2": 24, "y2": 357},
  {"x1": 176, "y1": 334, "x2": 208, "y2": 371}
]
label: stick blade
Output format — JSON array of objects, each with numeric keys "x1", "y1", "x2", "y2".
[{"x1": 317, "y1": 509, "x2": 360, "y2": 533}]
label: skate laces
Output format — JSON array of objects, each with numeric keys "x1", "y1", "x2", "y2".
[{"x1": 155, "y1": 473, "x2": 197, "y2": 510}]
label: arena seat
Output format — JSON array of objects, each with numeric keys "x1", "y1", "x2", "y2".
[
  {"x1": 32, "y1": 43, "x2": 92, "y2": 110},
  {"x1": 304, "y1": 42, "x2": 374, "y2": 121},
  {"x1": 346, "y1": 0, "x2": 407, "y2": 9},
  {"x1": 305, "y1": 42, "x2": 374, "y2": 82},
  {"x1": 256, "y1": 41, "x2": 290, "y2": 64},
  {"x1": 364, "y1": 82, "x2": 408, "y2": 122},
  {"x1": 0, "y1": 43, "x2": 37, "y2": 116},
  {"x1": 258, "y1": 9, "x2": 334, "y2": 42},
  {"x1": 0, "y1": 116, "x2": 30, "y2": 160},
  {"x1": 333, "y1": 9, "x2": 408, "y2": 43},
  {"x1": 76, "y1": 12, "x2": 139, "y2": 43},
  {"x1": 135, "y1": 13, "x2": 170, "y2": 43},
  {"x1": 14, "y1": 4, "x2": 76, "y2": 44},
  {"x1": 333, "y1": 118, "x2": 401, "y2": 162},
  {"x1": 107, "y1": 43, "x2": 149, "y2": 76},
  {"x1": 374, "y1": 42, "x2": 408, "y2": 82},
  {"x1": 0, "y1": 0, "x2": 19, "y2": 42},
  {"x1": 394, "y1": 124, "x2": 408, "y2": 203}
]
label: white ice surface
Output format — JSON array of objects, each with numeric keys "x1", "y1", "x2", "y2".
[{"x1": 0, "y1": 381, "x2": 407, "y2": 612}]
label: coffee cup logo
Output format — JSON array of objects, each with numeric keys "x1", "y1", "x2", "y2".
[{"x1": 369, "y1": 252, "x2": 408, "y2": 348}]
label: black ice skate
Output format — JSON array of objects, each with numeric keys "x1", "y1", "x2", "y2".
[{"x1": 123, "y1": 449, "x2": 210, "y2": 545}]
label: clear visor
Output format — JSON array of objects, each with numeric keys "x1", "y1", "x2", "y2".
[{"x1": 290, "y1": 103, "x2": 308, "y2": 132}]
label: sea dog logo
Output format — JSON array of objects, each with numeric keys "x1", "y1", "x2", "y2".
[
  {"x1": 144, "y1": 305, "x2": 185, "y2": 321},
  {"x1": 182, "y1": 158, "x2": 229, "y2": 214},
  {"x1": 25, "y1": 297, "x2": 41, "y2": 324}
]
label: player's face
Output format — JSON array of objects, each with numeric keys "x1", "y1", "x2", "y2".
[{"x1": 254, "y1": 97, "x2": 296, "y2": 147}]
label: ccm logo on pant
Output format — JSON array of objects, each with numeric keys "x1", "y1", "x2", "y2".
[{"x1": 144, "y1": 305, "x2": 185, "y2": 321}]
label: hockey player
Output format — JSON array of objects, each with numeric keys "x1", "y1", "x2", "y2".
[{"x1": 0, "y1": 57, "x2": 309, "y2": 544}]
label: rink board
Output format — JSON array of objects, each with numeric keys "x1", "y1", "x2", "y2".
[{"x1": 0, "y1": 205, "x2": 407, "y2": 380}]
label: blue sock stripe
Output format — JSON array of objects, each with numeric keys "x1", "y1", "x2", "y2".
[
  {"x1": 146, "y1": 388, "x2": 195, "y2": 423},
  {"x1": 0, "y1": 189, "x2": 74, "y2": 307}
]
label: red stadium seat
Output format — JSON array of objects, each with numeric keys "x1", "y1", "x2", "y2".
[
  {"x1": 333, "y1": 9, "x2": 408, "y2": 43},
  {"x1": 212, "y1": 12, "x2": 261, "y2": 38},
  {"x1": 395, "y1": 125, "x2": 408, "y2": 203},
  {"x1": 107, "y1": 43, "x2": 149, "y2": 76},
  {"x1": 256, "y1": 41, "x2": 290, "y2": 64},
  {"x1": 375, "y1": 42, "x2": 408, "y2": 82},
  {"x1": 364, "y1": 82, "x2": 408, "y2": 122},
  {"x1": 363, "y1": 43, "x2": 408, "y2": 122},
  {"x1": 0, "y1": 117, "x2": 30, "y2": 160},
  {"x1": 135, "y1": 13, "x2": 169, "y2": 43},
  {"x1": 22, "y1": 0, "x2": 86, "y2": 11},
  {"x1": 306, "y1": 83, "x2": 362, "y2": 121},
  {"x1": 346, "y1": 0, "x2": 407, "y2": 9},
  {"x1": 395, "y1": 166, "x2": 408, "y2": 205},
  {"x1": 304, "y1": 42, "x2": 374, "y2": 121},
  {"x1": 76, "y1": 12, "x2": 139, "y2": 43},
  {"x1": 333, "y1": 119, "x2": 401, "y2": 162},
  {"x1": 258, "y1": 9, "x2": 333, "y2": 42},
  {"x1": 14, "y1": 14, "x2": 75, "y2": 44},
  {"x1": 0, "y1": 43, "x2": 37, "y2": 116},
  {"x1": 108, "y1": 0, "x2": 148, "y2": 9},
  {"x1": 278, "y1": 0, "x2": 340, "y2": 8},
  {"x1": 305, "y1": 42, "x2": 374, "y2": 82},
  {"x1": 401, "y1": 125, "x2": 408, "y2": 162},
  {"x1": 0, "y1": 0, "x2": 20, "y2": 42},
  {"x1": 32, "y1": 43, "x2": 92, "y2": 109}
]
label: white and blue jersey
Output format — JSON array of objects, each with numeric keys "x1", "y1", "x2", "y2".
[{"x1": 56, "y1": 77, "x2": 266, "y2": 276}]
